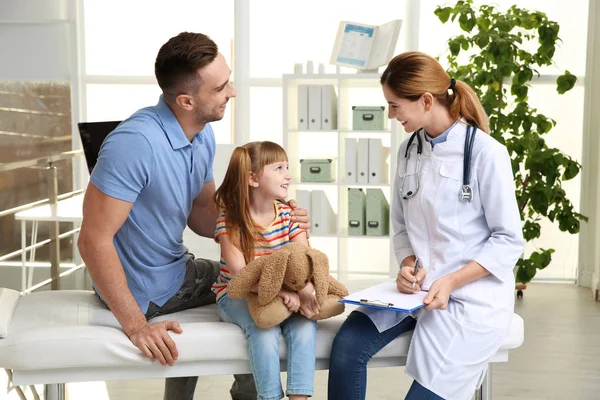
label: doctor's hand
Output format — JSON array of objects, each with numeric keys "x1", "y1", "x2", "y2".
[
  {"x1": 128, "y1": 320, "x2": 182, "y2": 366},
  {"x1": 396, "y1": 263, "x2": 427, "y2": 294},
  {"x1": 423, "y1": 276, "x2": 454, "y2": 311}
]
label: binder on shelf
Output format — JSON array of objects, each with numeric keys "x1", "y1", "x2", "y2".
[
  {"x1": 348, "y1": 188, "x2": 366, "y2": 236},
  {"x1": 295, "y1": 190, "x2": 312, "y2": 233},
  {"x1": 297, "y1": 85, "x2": 309, "y2": 130},
  {"x1": 308, "y1": 85, "x2": 322, "y2": 130},
  {"x1": 321, "y1": 85, "x2": 338, "y2": 130},
  {"x1": 311, "y1": 190, "x2": 336, "y2": 235},
  {"x1": 344, "y1": 137, "x2": 357, "y2": 184},
  {"x1": 356, "y1": 138, "x2": 369, "y2": 184},
  {"x1": 368, "y1": 138, "x2": 390, "y2": 184},
  {"x1": 366, "y1": 189, "x2": 390, "y2": 236}
]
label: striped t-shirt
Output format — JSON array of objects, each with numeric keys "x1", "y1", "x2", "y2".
[{"x1": 211, "y1": 201, "x2": 304, "y2": 302}]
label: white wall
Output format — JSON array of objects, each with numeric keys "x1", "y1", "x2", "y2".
[
  {"x1": 0, "y1": 0, "x2": 73, "y2": 81},
  {"x1": 579, "y1": 0, "x2": 600, "y2": 296}
]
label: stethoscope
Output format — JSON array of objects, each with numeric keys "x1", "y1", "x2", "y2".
[{"x1": 401, "y1": 124, "x2": 477, "y2": 202}]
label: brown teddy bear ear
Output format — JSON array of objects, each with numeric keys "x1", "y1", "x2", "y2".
[
  {"x1": 306, "y1": 248, "x2": 329, "y2": 302},
  {"x1": 257, "y1": 247, "x2": 292, "y2": 306}
]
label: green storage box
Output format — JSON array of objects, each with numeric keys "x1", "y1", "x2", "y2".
[
  {"x1": 300, "y1": 158, "x2": 336, "y2": 182},
  {"x1": 352, "y1": 106, "x2": 387, "y2": 131},
  {"x1": 348, "y1": 188, "x2": 366, "y2": 236},
  {"x1": 366, "y1": 189, "x2": 390, "y2": 236}
]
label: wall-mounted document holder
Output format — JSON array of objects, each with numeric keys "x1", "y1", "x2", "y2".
[{"x1": 330, "y1": 19, "x2": 403, "y2": 71}]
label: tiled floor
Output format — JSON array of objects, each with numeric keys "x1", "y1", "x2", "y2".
[{"x1": 2, "y1": 283, "x2": 600, "y2": 399}]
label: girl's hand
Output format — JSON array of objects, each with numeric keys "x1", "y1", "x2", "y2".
[
  {"x1": 298, "y1": 290, "x2": 320, "y2": 318},
  {"x1": 278, "y1": 290, "x2": 300, "y2": 312},
  {"x1": 423, "y1": 276, "x2": 455, "y2": 311}
]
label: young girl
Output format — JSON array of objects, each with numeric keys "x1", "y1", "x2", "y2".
[{"x1": 212, "y1": 141, "x2": 320, "y2": 400}]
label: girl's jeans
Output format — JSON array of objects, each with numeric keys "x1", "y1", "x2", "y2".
[{"x1": 218, "y1": 295, "x2": 317, "y2": 400}]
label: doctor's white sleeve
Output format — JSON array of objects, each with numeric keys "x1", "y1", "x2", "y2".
[
  {"x1": 392, "y1": 156, "x2": 414, "y2": 266},
  {"x1": 474, "y1": 145, "x2": 525, "y2": 283}
]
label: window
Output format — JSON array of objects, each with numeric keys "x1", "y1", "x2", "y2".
[
  {"x1": 0, "y1": 82, "x2": 74, "y2": 264},
  {"x1": 81, "y1": 0, "x2": 234, "y2": 143},
  {"x1": 418, "y1": 0, "x2": 589, "y2": 280}
]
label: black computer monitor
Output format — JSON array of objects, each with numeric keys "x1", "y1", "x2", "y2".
[{"x1": 77, "y1": 121, "x2": 122, "y2": 174}]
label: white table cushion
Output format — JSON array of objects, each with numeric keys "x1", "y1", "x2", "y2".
[
  {"x1": 0, "y1": 288, "x2": 20, "y2": 338},
  {"x1": 0, "y1": 290, "x2": 524, "y2": 372}
]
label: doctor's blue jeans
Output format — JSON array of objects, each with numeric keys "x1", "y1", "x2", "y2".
[
  {"x1": 218, "y1": 294, "x2": 317, "y2": 400},
  {"x1": 328, "y1": 310, "x2": 445, "y2": 400}
]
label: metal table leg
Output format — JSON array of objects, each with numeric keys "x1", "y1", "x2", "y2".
[
  {"x1": 47, "y1": 163, "x2": 60, "y2": 290},
  {"x1": 474, "y1": 364, "x2": 492, "y2": 400},
  {"x1": 26, "y1": 221, "x2": 39, "y2": 290},
  {"x1": 43, "y1": 383, "x2": 65, "y2": 400},
  {"x1": 20, "y1": 220, "x2": 27, "y2": 293}
]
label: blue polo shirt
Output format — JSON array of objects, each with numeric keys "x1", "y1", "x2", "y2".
[{"x1": 90, "y1": 95, "x2": 216, "y2": 313}]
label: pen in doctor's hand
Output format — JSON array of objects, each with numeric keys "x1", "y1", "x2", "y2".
[{"x1": 412, "y1": 259, "x2": 420, "y2": 289}]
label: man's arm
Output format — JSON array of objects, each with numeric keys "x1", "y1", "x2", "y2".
[
  {"x1": 187, "y1": 181, "x2": 218, "y2": 238},
  {"x1": 78, "y1": 183, "x2": 181, "y2": 366}
]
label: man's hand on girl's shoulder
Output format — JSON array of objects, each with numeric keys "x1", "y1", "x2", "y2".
[{"x1": 287, "y1": 199, "x2": 311, "y2": 231}]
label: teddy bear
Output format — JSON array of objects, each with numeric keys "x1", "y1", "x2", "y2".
[{"x1": 227, "y1": 242, "x2": 349, "y2": 329}]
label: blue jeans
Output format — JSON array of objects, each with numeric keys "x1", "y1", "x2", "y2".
[
  {"x1": 328, "y1": 310, "x2": 444, "y2": 400},
  {"x1": 218, "y1": 295, "x2": 317, "y2": 400}
]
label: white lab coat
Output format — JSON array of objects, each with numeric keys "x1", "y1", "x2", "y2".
[{"x1": 358, "y1": 122, "x2": 524, "y2": 400}]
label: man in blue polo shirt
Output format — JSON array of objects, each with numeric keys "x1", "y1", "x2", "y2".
[{"x1": 77, "y1": 32, "x2": 309, "y2": 400}]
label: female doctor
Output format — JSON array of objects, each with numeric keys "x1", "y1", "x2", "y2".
[{"x1": 328, "y1": 52, "x2": 524, "y2": 400}]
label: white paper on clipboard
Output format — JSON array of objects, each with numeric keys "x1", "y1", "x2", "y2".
[{"x1": 340, "y1": 280, "x2": 427, "y2": 312}]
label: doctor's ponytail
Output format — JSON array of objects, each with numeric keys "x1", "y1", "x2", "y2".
[
  {"x1": 381, "y1": 52, "x2": 490, "y2": 133},
  {"x1": 448, "y1": 79, "x2": 489, "y2": 133}
]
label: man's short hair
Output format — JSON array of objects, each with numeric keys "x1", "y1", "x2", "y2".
[{"x1": 154, "y1": 32, "x2": 218, "y2": 101}]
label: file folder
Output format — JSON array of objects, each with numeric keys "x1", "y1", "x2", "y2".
[
  {"x1": 340, "y1": 280, "x2": 427, "y2": 312},
  {"x1": 311, "y1": 190, "x2": 336, "y2": 235},
  {"x1": 344, "y1": 137, "x2": 357, "y2": 184},
  {"x1": 366, "y1": 189, "x2": 389, "y2": 236},
  {"x1": 368, "y1": 138, "x2": 390, "y2": 184},
  {"x1": 357, "y1": 138, "x2": 369, "y2": 184},
  {"x1": 295, "y1": 190, "x2": 312, "y2": 233},
  {"x1": 297, "y1": 85, "x2": 309, "y2": 130},
  {"x1": 348, "y1": 188, "x2": 366, "y2": 236},
  {"x1": 321, "y1": 84, "x2": 338, "y2": 130},
  {"x1": 308, "y1": 85, "x2": 322, "y2": 130}
]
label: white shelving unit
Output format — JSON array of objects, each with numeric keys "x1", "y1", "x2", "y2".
[{"x1": 282, "y1": 73, "x2": 404, "y2": 283}]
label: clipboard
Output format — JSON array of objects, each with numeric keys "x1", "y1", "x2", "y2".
[{"x1": 339, "y1": 280, "x2": 427, "y2": 312}]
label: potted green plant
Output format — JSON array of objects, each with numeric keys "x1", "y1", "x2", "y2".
[{"x1": 434, "y1": 0, "x2": 587, "y2": 296}]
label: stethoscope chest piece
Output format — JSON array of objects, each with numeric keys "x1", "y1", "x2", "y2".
[{"x1": 460, "y1": 184, "x2": 473, "y2": 202}]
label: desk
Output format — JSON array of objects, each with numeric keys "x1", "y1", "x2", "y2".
[{"x1": 14, "y1": 194, "x2": 84, "y2": 292}]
